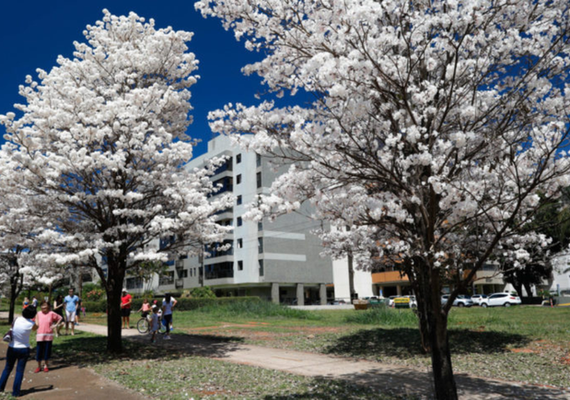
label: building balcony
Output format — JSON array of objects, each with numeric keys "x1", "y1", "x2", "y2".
[{"x1": 372, "y1": 270, "x2": 409, "y2": 284}]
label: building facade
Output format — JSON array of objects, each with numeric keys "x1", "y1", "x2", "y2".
[{"x1": 154, "y1": 135, "x2": 337, "y2": 304}]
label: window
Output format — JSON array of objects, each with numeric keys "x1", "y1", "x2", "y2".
[
  {"x1": 237, "y1": 238, "x2": 243, "y2": 248},
  {"x1": 256, "y1": 172, "x2": 262, "y2": 188},
  {"x1": 177, "y1": 269, "x2": 188, "y2": 278},
  {"x1": 258, "y1": 221, "x2": 263, "y2": 231},
  {"x1": 258, "y1": 237, "x2": 264, "y2": 253},
  {"x1": 237, "y1": 195, "x2": 242, "y2": 205},
  {"x1": 259, "y1": 260, "x2": 264, "y2": 276},
  {"x1": 236, "y1": 154, "x2": 242, "y2": 163},
  {"x1": 238, "y1": 260, "x2": 243, "y2": 271},
  {"x1": 236, "y1": 174, "x2": 242, "y2": 184},
  {"x1": 159, "y1": 271, "x2": 175, "y2": 286},
  {"x1": 237, "y1": 217, "x2": 242, "y2": 226},
  {"x1": 256, "y1": 154, "x2": 261, "y2": 167}
]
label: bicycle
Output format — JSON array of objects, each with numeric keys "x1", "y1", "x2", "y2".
[{"x1": 137, "y1": 313, "x2": 166, "y2": 334}]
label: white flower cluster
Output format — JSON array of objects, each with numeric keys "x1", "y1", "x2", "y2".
[
  {"x1": 0, "y1": 10, "x2": 233, "y2": 283},
  {"x1": 197, "y1": 0, "x2": 570, "y2": 272}
]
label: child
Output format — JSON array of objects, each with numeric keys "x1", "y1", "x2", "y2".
[
  {"x1": 149, "y1": 305, "x2": 160, "y2": 343},
  {"x1": 34, "y1": 301, "x2": 62, "y2": 373},
  {"x1": 137, "y1": 299, "x2": 151, "y2": 318}
]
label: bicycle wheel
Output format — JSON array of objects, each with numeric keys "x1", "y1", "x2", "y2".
[{"x1": 137, "y1": 318, "x2": 149, "y2": 334}]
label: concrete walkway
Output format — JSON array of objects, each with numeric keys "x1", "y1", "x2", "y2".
[{"x1": 72, "y1": 321, "x2": 570, "y2": 400}]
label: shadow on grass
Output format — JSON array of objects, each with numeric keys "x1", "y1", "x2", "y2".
[
  {"x1": 324, "y1": 327, "x2": 531, "y2": 359},
  {"x1": 53, "y1": 332, "x2": 245, "y2": 367}
]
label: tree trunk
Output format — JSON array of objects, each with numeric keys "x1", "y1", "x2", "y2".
[
  {"x1": 99, "y1": 259, "x2": 125, "y2": 354},
  {"x1": 416, "y1": 259, "x2": 458, "y2": 400},
  {"x1": 428, "y1": 305, "x2": 457, "y2": 400},
  {"x1": 523, "y1": 283, "x2": 533, "y2": 298}
]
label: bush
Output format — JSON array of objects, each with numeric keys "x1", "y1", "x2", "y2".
[
  {"x1": 198, "y1": 299, "x2": 321, "y2": 320},
  {"x1": 189, "y1": 286, "x2": 216, "y2": 298},
  {"x1": 82, "y1": 299, "x2": 107, "y2": 313}
]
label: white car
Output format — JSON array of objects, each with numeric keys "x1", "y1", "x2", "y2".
[
  {"x1": 481, "y1": 293, "x2": 521, "y2": 307},
  {"x1": 441, "y1": 294, "x2": 473, "y2": 307},
  {"x1": 471, "y1": 294, "x2": 488, "y2": 306}
]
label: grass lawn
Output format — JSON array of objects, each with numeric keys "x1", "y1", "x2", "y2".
[{"x1": 14, "y1": 301, "x2": 570, "y2": 398}]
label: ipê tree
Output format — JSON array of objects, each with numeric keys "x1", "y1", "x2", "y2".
[
  {"x1": 196, "y1": 0, "x2": 570, "y2": 399},
  {"x1": 0, "y1": 10, "x2": 233, "y2": 353}
]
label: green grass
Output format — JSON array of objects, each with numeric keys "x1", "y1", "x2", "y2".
[
  {"x1": 93, "y1": 356, "x2": 403, "y2": 400},
  {"x1": 49, "y1": 302, "x2": 570, "y2": 392}
]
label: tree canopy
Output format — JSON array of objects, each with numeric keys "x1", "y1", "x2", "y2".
[
  {"x1": 0, "y1": 10, "x2": 232, "y2": 352},
  {"x1": 197, "y1": 0, "x2": 570, "y2": 398}
]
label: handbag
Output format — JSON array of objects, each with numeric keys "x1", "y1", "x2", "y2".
[{"x1": 3, "y1": 319, "x2": 15, "y2": 343}]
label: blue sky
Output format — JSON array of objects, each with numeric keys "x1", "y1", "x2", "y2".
[{"x1": 0, "y1": 1, "x2": 269, "y2": 156}]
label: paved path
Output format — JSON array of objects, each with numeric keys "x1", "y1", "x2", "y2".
[{"x1": 78, "y1": 322, "x2": 570, "y2": 400}]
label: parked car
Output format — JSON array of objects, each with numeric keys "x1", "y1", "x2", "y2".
[
  {"x1": 471, "y1": 294, "x2": 488, "y2": 306},
  {"x1": 480, "y1": 293, "x2": 521, "y2": 307},
  {"x1": 327, "y1": 299, "x2": 347, "y2": 305},
  {"x1": 388, "y1": 295, "x2": 398, "y2": 307},
  {"x1": 441, "y1": 294, "x2": 473, "y2": 307}
]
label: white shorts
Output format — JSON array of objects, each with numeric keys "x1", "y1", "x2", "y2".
[{"x1": 65, "y1": 310, "x2": 76, "y2": 322}]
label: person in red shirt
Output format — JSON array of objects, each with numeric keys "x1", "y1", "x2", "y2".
[{"x1": 120, "y1": 289, "x2": 133, "y2": 329}]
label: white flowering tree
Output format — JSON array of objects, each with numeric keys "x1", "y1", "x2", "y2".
[
  {"x1": 196, "y1": 0, "x2": 570, "y2": 398},
  {"x1": 0, "y1": 10, "x2": 232, "y2": 353}
]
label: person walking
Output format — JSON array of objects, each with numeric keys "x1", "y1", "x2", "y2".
[
  {"x1": 0, "y1": 306, "x2": 38, "y2": 397},
  {"x1": 31, "y1": 296, "x2": 38, "y2": 308},
  {"x1": 53, "y1": 295, "x2": 64, "y2": 337},
  {"x1": 162, "y1": 293, "x2": 177, "y2": 340},
  {"x1": 63, "y1": 288, "x2": 79, "y2": 336},
  {"x1": 34, "y1": 301, "x2": 62, "y2": 373},
  {"x1": 121, "y1": 289, "x2": 132, "y2": 329}
]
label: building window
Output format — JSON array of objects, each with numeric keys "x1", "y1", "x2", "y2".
[
  {"x1": 236, "y1": 174, "x2": 242, "y2": 184},
  {"x1": 237, "y1": 217, "x2": 243, "y2": 226},
  {"x1": 258, "y1": 237, "x2": 263, "y2": 253},
  {"x1": 237, "y1": 238, "x2": 243, "y2": 248},
  {"x1": 238, "y1": 260, "x2": 243, "y2": 271},
  {"x1": 159, "y1": 271, "x2": 175, "y2": 286},
  {"x1": 237, "y1": 195, "x2": 242, "y2": 205},
  {"x1": 256, "y1": 154, "x2": 261, "y2": 167},
  {"x1": 236, "y1": 154, "x2": 242, "y2": 164},
  {"x1": 256, "y1": 172, "x2": 262, "y2": 188},
  {"x1": 258, "y1": 222, "x2": 263, "y2": 231},
  {"x1": 259, "y1": 259, "x2": 264, "y2": 276},
  {"x1": 177, "y1": 269, "x2": 188, "y2": 279}
]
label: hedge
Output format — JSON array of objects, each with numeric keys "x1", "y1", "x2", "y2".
[{"x1": 82, "y1": 296, "x2": 263, "y2": 314}]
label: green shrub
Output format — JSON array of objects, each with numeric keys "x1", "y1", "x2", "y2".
[
  {"x1": 82, "y1": 299, "x2": 107, "y2": 313},
  {"x1": 198, "y1": 299, "x2": 321, "y2": 320},
  {"x1": 189, "y1": 286, "x2": 216, "y2": 298}
]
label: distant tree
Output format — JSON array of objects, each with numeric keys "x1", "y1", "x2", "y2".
[
  {"x1": 0, "y1": 10, "x2": 232, "y2": 353},
  {"x1": 197, "y1": 0, "x2": 570, "y2": 398},
  {"x1": 500, "y1": 189, "x2": 570, "y2": 296}
]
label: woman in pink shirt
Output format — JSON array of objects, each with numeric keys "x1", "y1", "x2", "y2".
[{"x1": 34, "y1": 301, "x2": 62, "y2": 373}]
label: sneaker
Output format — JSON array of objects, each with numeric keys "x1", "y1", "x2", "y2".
[
  {"x1": 44, "y1": 367, "x2": 49, "y2": 373},
  {"x1": 34, "y1": 367, "x2": 41, "y2": 373},
  {"x1": 163, "y1": 335, "x2": 171, "y2": 340}
]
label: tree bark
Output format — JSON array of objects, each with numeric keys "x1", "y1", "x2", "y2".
[
  {"x1": 97, "y1": 257, "x2": 125, "y2": 354},
  {"x1": 416, "y1": 259, "x2": 458, "y2": 400}
]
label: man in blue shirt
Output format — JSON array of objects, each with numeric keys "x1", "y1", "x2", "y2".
[{"x1": 63, "y1": 288, "x2": 79, "y2": 336}]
